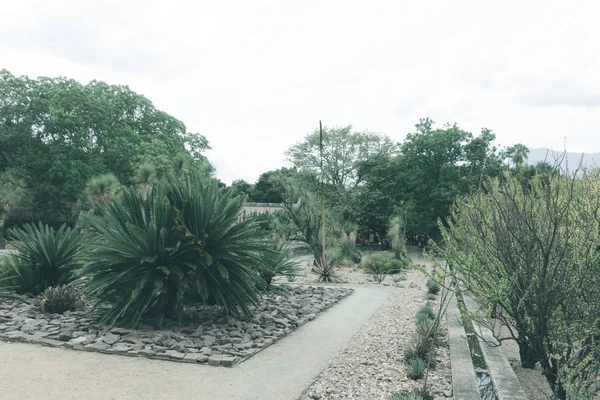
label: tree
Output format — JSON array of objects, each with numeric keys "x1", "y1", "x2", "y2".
[
  {"x1": 228, "y1": 179, "x2": 254, "y2": 199},
  {"x1": 0, "y1": 69, "x2": 212, "y2": 223},
  {"x1": 437, "y1": 170, "x2": 600, "y2": 399},
  {"x1": 250, "y1": 168, "x2": 297, "y2": 203},
  {"x1": 286, "y1": 125, "x2": 397, "y2": 209},
  {"x1": 505, "y1": 143, "x2": 530, "y2": 167}
]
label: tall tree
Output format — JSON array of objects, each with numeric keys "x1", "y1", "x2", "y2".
[
  {"x1": 0, "y1": 69, "x2": 211, "y2": 222},
  {"x1": 286, "y1": 125, "x2": 397, "y2": 209},
  {"x1": 505, "y1": 143, "x2": 530, "y2": 167}
]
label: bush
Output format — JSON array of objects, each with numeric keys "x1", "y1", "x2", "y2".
[
  {"x1": 79, "y1": 172, "x2": 268, "y2": 328},
  {"x1": 362, "y1": 251, "x2": 404, "y2": 283},
  {"x1": 0, "y1": 222, "x2": 86, "y2": 295},
  {"x1": 407, "y1": 357, "x2": 426, "y2": 380},
  {"x1": 390, "y1": 394, "x2": 425, "y2": 400},
  {"x1": 417, "y1": 319, "x2": 444, "y2": 346},
  {"x1": 313, "y1": 256, "x2": 341, "y2": 283},
  {"x1": 258, "y1": 243, "x2": 302, "y2": 288},
  {"x1": 416, "y1": 303, "x2": 435, "y2": 323},
  {"x1": 426, "y1": 293, "x2": 437, "y2": 300},
  {"x1": 39, "y1": 285, "x2": 83, "y2": 314},
  {"x1": 404, "y1": 334, "x2": 434, "y2": 361},
  {"x1": 426, "y1": 278, "x2": 440, "y2": 295}
]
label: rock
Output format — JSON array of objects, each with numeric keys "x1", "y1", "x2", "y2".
[
  {"x1": 208, "y1": 355, "x2": 226, "y2": 366},
  {"x1": 183, "y1": 353, "x2": 208, "y2": 363},
  {"x1": 68, "y1": 336, "x2": 88, "y2": 345},
  {"x1": 101, "y1": 333, "x2": 121, "y2": 345},
  {"x1": 85, "y1": 342, "x2": 111, "y2": 351},
  {"x1": 111, "y1": 343, "x2": 133, "y2": 352},
  {"x1": 443, "y1": 389, "x2": 452, "y2": 397}
]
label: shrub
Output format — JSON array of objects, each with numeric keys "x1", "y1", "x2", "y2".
[
  {"x1": 417, "y1": 319, "x2": 444, "y2": 346},
  {"x1": 390, "y1": 394, "x2": 425, "y2": 400},
  {"x1": 416, "y1": 303, "x2": 435, "y2": 323},
  {"x1": 39, "y1": 285, "x2": 83, "y2": 314},
  {"x1": 0, "y1": 222, "x2": 86, "y2": 295},
  {"x1": 362, "y1": 251, "x2": 403, "y2": 283},
  {"x1": 258, "y1": 243, "x2": 302, "y2": 288},
  {"x1": 313, "y1": 256, "x2": 341, "y2": 283},
  {"x1": 407, "y1": 357, "x2": 426, "y2": 380},
  {"x1": 79, "y1": 172, "x2": 268, "y2": 327},
  {"x1": 426, "y1": 278, "x2": 440, "y2": 295},
  {"x1": 426, "y1": 293, "x2": 437, "y2": 300},
  {"x1": 404, "y1": 335, "x2": 434, "y2": 361}
]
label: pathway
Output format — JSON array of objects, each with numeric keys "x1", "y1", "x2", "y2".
[{"x1": 0, "y1": 285, "x2": 392, "y2": 400}]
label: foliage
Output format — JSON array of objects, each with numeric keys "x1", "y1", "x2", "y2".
[
  {"x1": 504, "y1": 143, "x2": 530, "y2": 167},
  {"x1": 257, "y1": 243, "x2": 302, "y2": 288},
  {"x1": 390, "y1": 394, "x2": 425, "y2": 400},
  {"x1": 79, "y1": 172, "x2": 268, "y2": 327},
  {"x1": 407, "y1": 357, "x2": 426, "y2": 380},
  {"x1": 404, "y1": 335, "x2": 433, "y2": 364},
  {"x1": 417, "y1": 319, "x2": 444, "y2": 346},
  {"x1": 312, "y1": 256, "x2": 341, "y2": 283},
  {"x1": 0, "y1": 69, "x2": 211, "y2": 223},
  {"x1": 0, "y1": 222, "x2": 86, "y2": 295},
  {"x1": 436, "y1": 170, "x2": 600, "y2": 399},
  {"x1": 361, "y1": 251, "x2": 406, "y2": 283},
  {"x1": 416, "y1": 303, "x2": 435, "y2": 323},
  {"x1": 39, "y1": 285, "x2": 83, "y2": 314},
  {"x1": 228, "y1": 179, "x2": 254, "y2": 199},
  {"x1": 387, "y1": 216, "x2": 407, "y2": 259},
  {"x1": 426, "y1": 278, "x2": 440, "y2": 295},
  {"x1": 426, "y1": 294, "x2": 436, "y2": 300}
]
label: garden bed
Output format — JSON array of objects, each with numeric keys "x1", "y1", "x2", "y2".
[
  {"x1": 301, "y1": 266, "x2": 452, "y2": 400},
  {"x1": 0, "y1": 285, "x2": 352, "y2": 367}
]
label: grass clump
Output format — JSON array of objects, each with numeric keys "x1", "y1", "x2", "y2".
[
  {"x1": 426, "y1": 278, "x2": 440, "y2": 295},
  {"x1": 39, "y1": 285, "x2": 83, "y2": 314},
  {"x1": 407, "y1": 357, "x2": 426, "y2": 380},
  {"x1": 426, "y1": 293, "x2": 436, "y2": 300},
  {"x1": 416, "y1": 302, "x2": 435, "y2": 322}
]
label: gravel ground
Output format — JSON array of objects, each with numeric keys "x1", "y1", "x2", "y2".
[{"x1": 299, "y1": 254, "x2": 452, "y2": 400}]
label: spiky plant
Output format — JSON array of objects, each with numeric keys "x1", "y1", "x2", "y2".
[
  {"x1": 387, "y1": 215, "x2": 407, "y2": 259},
  {"x1": 135, "y1": 162, "x2": 157, "y2": 198},
  {"x1": 426, "y1": 278, "x2": 440, "y2": 295},
  {"x1": 426, "y1": 293, "x2": 436, "y2": 300},
  {"x1": 404, "y1": 335, "x2": 433, "y2": 364},
  {"x1": 407, "y1": 357, "x2": 426, "y2": 380},
  {"x1": 39, "y1": 285, "x2": 83, "y2": 314},
  {"x1": 416, "y1": 302, "x2": 435, "y2": 323},
  {"x1": 0, "y1": 223, "x2": 86, "y2": 295},
  {"x1": 417, "y1": 319, "x2": 444, "y2": 346},
  {"x1": 80, "y1": 172, "x2": 268, "y2": 327},
  {"x1": 87, "y1": 173, "x2": 121, "y2": 206},
  {"x1": 313, "y1": 256, "x2": 341, "y2": 283},
  {"x1": 258, "y1": 242, "x2": 303, "y2": 288}
]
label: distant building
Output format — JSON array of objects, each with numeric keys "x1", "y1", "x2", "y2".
[{"x1": 239, "y1": 202, "x2": 283, "y2": 222}]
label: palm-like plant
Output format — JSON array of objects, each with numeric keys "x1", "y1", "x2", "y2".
[
  {"x1": 387, "y1": 216, "x2": 406, "y2": 259},
  {"x1": 506, "y1": 143, "x2": 530, "y2": 168},
  {"x1": 87, "y1": 173, "x2": 121, "y2": 206},
  {"x1": 135, "y1": 162, "x2": 157, "y2": 198},
  {"x1": 80, "y1": 172, "x2": 268, "y2": 327},
  {"x1": 258, "y1": 242, "x2": 302, "y2": 288},
  {"x1": 0, "y1": 222, "x2": 86, "y2": 295}
]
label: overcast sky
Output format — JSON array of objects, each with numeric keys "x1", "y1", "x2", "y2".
[{"x1": 2, "y1": 0, "x2": 600, "y2": 184}]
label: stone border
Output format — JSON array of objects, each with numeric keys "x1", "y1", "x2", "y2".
[{"x1": 0, "y1": 285, "x2": 353, "y2": 367}]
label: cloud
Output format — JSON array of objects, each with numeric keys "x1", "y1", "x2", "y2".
[{"x1": 515, "y1": 75, "x2": 600, "y2": 108}]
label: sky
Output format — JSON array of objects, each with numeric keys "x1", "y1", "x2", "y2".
[{"x1": 1, "y1": 0, "x2": 600, "y2": 184}]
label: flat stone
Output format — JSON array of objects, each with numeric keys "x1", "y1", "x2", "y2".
[
  {"x1": 111, "y1": 343, "x2": 133, "y2": 352},
  {"x1": 85, "y1": 342, "x2": 111, "y2": 351},
  {"x1": 101, "y1": 333, "x2": 121, "y2": 345},
  {"x1": 208, "y1": 355, "x2": 226, "y2": 366}
]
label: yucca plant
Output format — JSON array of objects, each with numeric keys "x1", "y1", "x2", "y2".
[
  {"x1": 135, "y1": 162, "x2": 157, "y2": 198},
  {"x1": 313, "y1": 256, "x2": 341, "y2": 283},
  {"x1": 407, "y1": 357, "x2": 426, "y2": 380},
  {"x1": 0, "y1": 222, "x2": 86, "y2": 295},
  {"x1": 258, "y1": 242, "x2": 302, "y2": 288},
  {"x1": 39, "y1": 285, "x2": 83, "y2": 314}
]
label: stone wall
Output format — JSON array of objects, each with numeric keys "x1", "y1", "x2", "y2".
[{"x1": 239, "y1": 203, "x2": 283, "y2": 221}]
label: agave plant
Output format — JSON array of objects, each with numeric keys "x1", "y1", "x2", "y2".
[
  {"x1": 0, "y1": 222, "x2": 86, "y2": 295},
  {"x1": 39, "y1": 285, "x2": 83, "y2": 314},
  {"x1": 258, "y1": 242, "x2": 303, "y2": 288},
  {"x1": 135, "y1": 162, "x2": 157, "y2": 198}
]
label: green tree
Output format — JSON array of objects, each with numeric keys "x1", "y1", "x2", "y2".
[
  {"x1": 0, "y1": 69, "x2": 211, "y2": 223},
  {"x1": 505, "y1": 143, "x2": 530, "y2": 167},
  {"x1": 286, "y1": 125, "x2": 397, "y2": 209},
  {"x1": 250, "y1": 168, "x2": 297, "y2": 203},
  {"x1": 437, "y1": 171, "x2": 600, "y2": 398},
  {"x1": 228, "y1": 179, "x2": 254, "y2": 199}
]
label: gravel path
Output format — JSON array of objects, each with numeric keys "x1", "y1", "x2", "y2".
[{"x1": 300, "y1": 254, "x2": 452, "y2": 400}]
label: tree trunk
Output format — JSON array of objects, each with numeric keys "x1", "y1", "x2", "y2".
[{"x1": 518, "y1": 341, "x2": 538, "y2": 369}]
